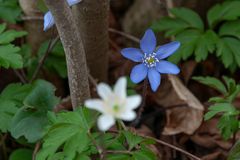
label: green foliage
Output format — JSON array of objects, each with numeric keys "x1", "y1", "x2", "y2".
[
  {"x1": 0, "y1": 83, "x2": 31, "y2": 132},
  {"x1": 36, "y1": 108, "x2": 96, "y2": 160},
  {"x1": 36, "y1": 107, "x2": 157, "y2": 160},
  {"x1": 9, "y1": 148, "x2": 32, "y2": 160},
  {"x1": 21, "y1": 40, "x2": 67, "y2": 78},
  {"x1": 228, "y1": 140, "x2": 240, "y2": 160},
  {"x1": 0, "y1": 79, "x2": 59, "y2": 144},
  {"x1": 0, "y1": 0, "x2": 22, "y2": 23},
  {"x1": 0, "y1": 23, "x2": 27, "y2": 69},
  {"x1": 152, "y1": 1, "x2": 240, "y2": 70},
  {"x1": 194, "y1": 76, "x2": 240, "y2": 139},
  {"x1": 10, "y1": 80, "x2": 59, "y2": 143}
]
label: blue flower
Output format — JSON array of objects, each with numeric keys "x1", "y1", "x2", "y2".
[
  {"x1": 121, "y1": 29, "x2": 180, "y2": 92},
  {"x1": 43, "y1": 0, "x2": 82, "y2": 31}
]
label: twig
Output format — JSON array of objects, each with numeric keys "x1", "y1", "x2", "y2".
[
  {"x1": 0, "y1": 134, "x2": 7, "y2": 160},
  {"x1": 131, "y1": 79, "x2": 148, "y2": 127},
  {"x1": 143, "y1": 135, "x2": 202, "y2": 160},
  {"x1": 30, "y1": 36, "x2": 59, "y2": 83},
  {"x1": 109, "y1": 130, "x2": 201, "y2": 160},
  {"x1": 32, "y1": 142, "x2": 41, "y2": 160},
  {"x1": 88, "y1": 72, "x2": 98, "y2": 88},
  {"x1": 87, "y1": 131, "x2": 105, "y2": 160},
  {"x1": 108, "y1": 28, "x2": 140, "y2": 43},
  {"x1": 106, "y1": 150, "x2": 131, "y2": 155},
  {"x1": 13, "y1": 70, "x2": 27, "y2": 83},
  {"x1": 21, "y1": 16, "x2": 44, "y2": 21}
]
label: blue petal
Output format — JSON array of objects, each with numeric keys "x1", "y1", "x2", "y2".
[
  {"x1": 130, "y1": 64, "x2": 148, "y2": 83},
  {"x1": 148, "y1": 68, "x2": 161, "y2": 92},
  {"x1": 156, "y1": 61, "x2": 180, "y2": 74},
  {"x1": 67, "y1": 0, "x2": 82, "y2": 6},
  {"x1": 121, "y1": 48, "x2": 143, "y2": 62},
  {"x1": 43, "y1": 11, "x2": 55, "y2": 31},
  {"x1": 140, "y1": 29, "x2": 156, "y2": 54},
  {"x1": 156, "y1": 41, "x2": 180, "y2": 59}
]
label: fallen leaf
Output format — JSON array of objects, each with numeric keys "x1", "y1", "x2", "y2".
[{"x1": 152, "y1": 75, "x2": 204, "y2": 135}]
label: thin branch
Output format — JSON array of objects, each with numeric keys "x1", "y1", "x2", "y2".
[
  {"x1": 106, "y1": 150, "x2": 131, "y2": 155},
  {"x1": 13, "y1": 69, "x2": 27, "y2": 83},
  {"x1": 0, "y1": 134, "x2": 7, "y2": 160},
  {"x1": 108, "y1": 28, "x2": 140, "y2": 43},
  {"x1": 142, "y1": 135, "x2": 202, "y2": 160},
  {"x1": 30, "y1": 36, "x2": 59, "y2": 83},
  {"x1": 87, "y1": 131, "x2": 105, "y2": 160},
  {"x1": 21, "y1": 16, "x2": 44, "y2": 21},
  {"x1": 88, "y1": 72, "x2": 98, "y2": 88},
  {"x1": 110, "y1": 130, "x2": 201, "y2": 160},
  {"x1": 32, "y1": 142, "x2": 41, "y2": 160}
]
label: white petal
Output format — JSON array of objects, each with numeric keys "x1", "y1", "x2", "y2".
[
  {"x1": 97, "y1": 83, "x2": 113, "y2": 100},
  {"x1": 118, "y1": 110, "x2": 136, "y2": 121},
  {"x1": 84, "y1": 99, "x2": 105, "y2": 113},
  {"x1": 125, "y1": 95, "x2": 142, "y2": 110},
  {"x1": 67, "y1": 0, "x2": 82, "y2": 6},
  {"x1": 97, "y1": 114, "x2": 115, "y2": 131},
  {"x1": 114, "y1": 77, "x2": 127, "y2": 100},
  {"x1": 43, "y1": 11, "x2": 55, "y2": 31}
]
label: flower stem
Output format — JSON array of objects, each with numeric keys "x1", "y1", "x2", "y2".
[{"x1": 131, "y1": 79, "x2": 148, "y2": 127}]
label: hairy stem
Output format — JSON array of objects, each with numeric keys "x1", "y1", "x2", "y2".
[{"x1": 44, "y1": 0, "x2": 90, "y2": 109}]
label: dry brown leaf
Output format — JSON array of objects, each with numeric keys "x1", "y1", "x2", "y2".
[{"x1": 152, "y1": 75, "x2": 204, "y2": 135}]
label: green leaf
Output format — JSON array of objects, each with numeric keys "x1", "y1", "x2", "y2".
[
  {"x1": 204, "y1": 103, "x2": 237, "y2": 120},
  {"x1": 9, "y1": 148, "x2": 32, "y2": 160},
  {"x1": 0, "y1": 83, "x2": 31, "y2": 132},
  {"x1": 0, "y1": 100, "x2": 18, "y2": 132},
  {"x1": 218, "y1": 115, "x2": 239, "y2": 140},
  {"x1": 218, "y1": 37, "x2": 240, "y2": 68},
  {"x1": 123, "y1": 131, "x2": 143, "y2": 150},
  {"x1": 36, "y1": 109, "x2": 94, "y2": 160},
  {"x1": 151, "y1": 17, "x2": 189, "y2": 36},
  {"x1": 0, "y1": 83, "x2": 32, "y2": 103},
  {"x1": 168, "y1": 29, "x2": 201, "y2": 63},
  {"x1": 107, "y1": 154, "x2": 131, "y2": 160},
  {"x1": 192, "y1": 76, "x2": 227, "y2": 94},
  {"x1": 0, "y1": 23, "x2": 6, "y2": 34},
  {"x1": 219, "y1": 20, "x2": 240, "y2": 39},
  {"x1": 228, "y1": 140, "x2": 240, "y2": 160},
  {"x1": 207, "y1": 1, "x2": 240, "y2": 28},
  {"x1": 10, "y1": 80, "x2": 59, "y2": 143},
  {"x1": 0, "y1": 0, "x2": 22, "y2": 23},
  {"x1": 216, "y1": 38, "x2": 234, "y2": 68},
  {"x1": 76, "y1": 154, "x2": 91, "y2": 160},
  {"x1": 0, "y1": 30, "x2": 27, "y2": 44},
  {"x1": 170, "y1": 7, "x2": 204, "y2": 30},
  {"x1": 0, "y1": 44, "x2": 23, "y2": 69},
  {"x1": 23, "y1": 80, "x2": 59, "y2": 110},
  {"x1": 133, "y1": 147, "x2": 157, "y2": 160}
]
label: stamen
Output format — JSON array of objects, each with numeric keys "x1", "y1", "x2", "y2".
[{"x1": 142, "y1": 52, "x2": 159, "y2": 68}]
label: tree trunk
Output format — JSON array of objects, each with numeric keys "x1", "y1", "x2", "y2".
[
  {"x1": 73, "y1": 0, "x2": 109, "y2": 82},
  {"x1": 44, "y1": 0, "x2": 90, "y2": 109}
]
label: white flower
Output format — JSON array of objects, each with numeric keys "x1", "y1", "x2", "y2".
[
  {"x1": 43, "y1": 0, "x2": 83, "y2": 31},
  {"x1": 85, "y1": 77, "x2": 142, "y2": 131}
]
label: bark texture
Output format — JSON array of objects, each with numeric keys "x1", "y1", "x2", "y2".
[
  {"x1": 74, "y1": 0, "x2": 109, "y2": 82},
  {"x1": 44, "y1": 0, "x2": 90, "y2": 108}
]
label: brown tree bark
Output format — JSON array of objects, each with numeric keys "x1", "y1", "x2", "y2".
[
  {"x1": 73, "y1": 0, "x2": 109, "y2": 82},
  {"x1": 44, "y1": 0, "x2": 90, "y2": 109}
]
